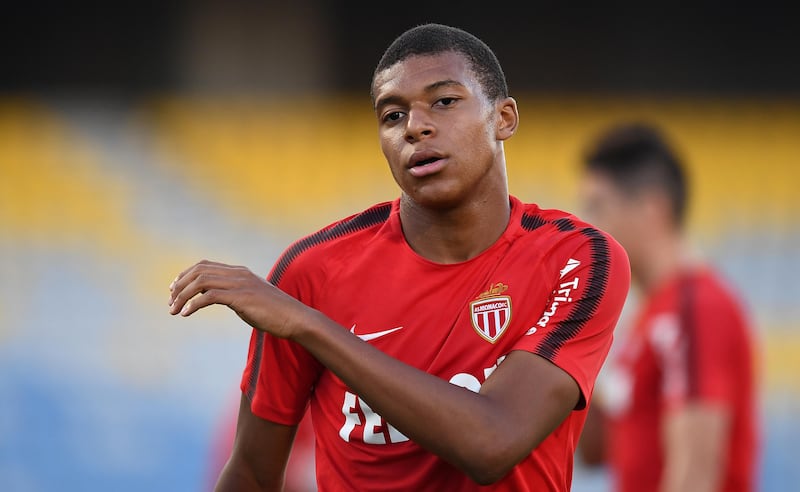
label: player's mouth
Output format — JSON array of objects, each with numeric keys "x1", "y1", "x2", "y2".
[{"x1": 407, "y1": 150, "x2": 448, "y2": 178}]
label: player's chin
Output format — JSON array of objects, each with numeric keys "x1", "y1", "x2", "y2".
[{"x1": 403, "y1": 179, "x2": 467, "y2": 210}]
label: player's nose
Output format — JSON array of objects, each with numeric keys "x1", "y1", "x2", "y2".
[{"x1": 404, "y1": 109, "x2": 435, "y2": 143}]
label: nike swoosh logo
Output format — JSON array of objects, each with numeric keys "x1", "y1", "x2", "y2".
[{"x1": 350, "y1": 324, "x2": 403, "y2": 342}]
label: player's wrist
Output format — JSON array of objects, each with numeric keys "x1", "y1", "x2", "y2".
[{"x1": 283, "y1": 304, "x2": 327, "y2": 343}]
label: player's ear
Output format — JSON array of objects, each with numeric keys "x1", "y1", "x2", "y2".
[{"x1": 495, "y1": 96, "x2": 519, "y2": 141}]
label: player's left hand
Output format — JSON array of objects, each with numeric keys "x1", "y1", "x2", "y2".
[{"x1": 168, "y1": 259, "x2": 307, "y2": 338}]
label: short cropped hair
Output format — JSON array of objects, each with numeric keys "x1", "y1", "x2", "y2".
[
  {"x1": 584, "y1": 123, "x2": 689, "y2": 227},
  {"x1": 372, "y1": 23, "x2": 508, "y2": 103}
]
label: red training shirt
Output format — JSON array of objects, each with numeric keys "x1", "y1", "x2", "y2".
[
  {"x1": 604, "y1": 267, "x2": 758, "y2": 492},
  {"x1": 241, "y1": 196, "x2": 630, "y2": 491}
]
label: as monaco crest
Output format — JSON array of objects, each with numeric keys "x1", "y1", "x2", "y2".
[{"x1": 470, "y1": 283, "x2": 512, "y2": 344}]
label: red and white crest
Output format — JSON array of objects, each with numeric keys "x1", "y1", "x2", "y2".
[{"x1": 470, "y1": 295, "x2": 512, "y2": 344}]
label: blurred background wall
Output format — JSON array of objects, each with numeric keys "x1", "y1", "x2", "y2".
[{"x1": 1, "y1": 2, "x2": 798, "y2": 491}]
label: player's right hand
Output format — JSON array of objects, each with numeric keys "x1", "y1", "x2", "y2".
[{"x1": 168, "y1": 259, "x2": 310, "y2": 339}]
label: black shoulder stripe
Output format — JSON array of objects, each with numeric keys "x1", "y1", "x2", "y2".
[
  {"x1": 554, "y1": 218, "x2": 577, "y2": 232},
  {"x1": 268, "y1": 203, "x2": 392, "y2": 285},
  {"x1": 246, "y1": 334, "x2": 265, "y2": 401},
  {"x1": 534, "y1": 227, "x2": 611, "y2": 362},
  {"x1": 520, "y1": 212, "x2": 575, "y2": 233},
  {"x1": 246, "y1": 203, "x2": 392, "y2": 401},
  {"x1": 521, "y1": 212, "x2": 547, "y2": 231}
]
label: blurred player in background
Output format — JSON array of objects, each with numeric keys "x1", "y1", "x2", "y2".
[
  {"x1": 577, "y1": 123, "x2": 758, "y2": 492},
  {"x1": 170, "y1": 24, "x2": 629, "y2": 491}
]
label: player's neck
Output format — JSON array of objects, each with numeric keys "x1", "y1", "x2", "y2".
[{"x1": 399, "y1": 187, "x2": 511, "y2": 265}]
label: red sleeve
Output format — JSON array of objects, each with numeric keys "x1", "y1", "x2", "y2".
[
  {"x1": 651, "y1": 277, "x2": 749, "y2": 410},
  {"x1": 239, "y1": 248, "x2": 324, "y2": 426},
  {"x1": 512, "y1": 228, "x2": 630, "y2": 409}
]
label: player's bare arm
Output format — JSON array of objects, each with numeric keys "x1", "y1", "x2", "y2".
[
  {"x1": 169, "y1": 260, "x2": 580, "y2": 484},
  {"x1": 214, "y1": 393, "x2": 298, "y2": 492}
]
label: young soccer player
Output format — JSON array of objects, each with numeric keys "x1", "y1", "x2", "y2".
[
  {"x1": 170, "y1": 24, "x2": 629, "y2": 491},
  {"x1": 577, "y1": 123, "x2": 758, "y2": 492}
]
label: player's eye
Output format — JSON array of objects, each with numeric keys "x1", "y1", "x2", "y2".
[
  {"x1": 435, "y1": 97, "x2": 459, "y2": 107},
  {"x1": 383, "y1": 111, "x2": 404, "y2": 123}
]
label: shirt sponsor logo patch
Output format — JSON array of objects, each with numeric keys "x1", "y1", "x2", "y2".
[{"x1": 470, "y1": 283, "x2": 512, "y2": 344}]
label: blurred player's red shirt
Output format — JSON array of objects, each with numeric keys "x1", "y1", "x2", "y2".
[
  {"x1": 240, "y1": 197, "x2": 629, "y2": 491},
  {"x1": 604, "y1": 268, "x2": 757, "y2": 492}
]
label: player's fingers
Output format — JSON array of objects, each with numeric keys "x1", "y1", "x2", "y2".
[
  {"x1": 168, "y1": 260, "x2": 244, "y2": 305},
  {"x1": 169, "y1": 271, "x2": 239, "y2": 315},
  {"x1": 169, "y1": 259, "x2": 241, "y2": 290},
  {"x1": 178, "y1": 288, "x2": 231, "y2": 317}
]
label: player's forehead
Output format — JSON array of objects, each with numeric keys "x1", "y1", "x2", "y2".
[{"x1": 372, "y1": 51, "x2": 481, "y2": 105}]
